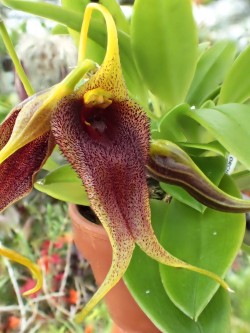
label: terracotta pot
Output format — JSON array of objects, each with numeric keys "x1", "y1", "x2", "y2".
[{"x1": 69, "y1": 204, "x2": 161, "y2": 333}]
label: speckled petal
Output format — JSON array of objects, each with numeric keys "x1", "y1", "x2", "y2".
[
  {"x1": 0, "y1": 92, "x2": 52, "y2": 164},
  {"x1": 0, "y1": 107, "x2": 55, "y2": 212},
  {"x1": 51, "y1": 94, "x2": 149, "y2": 319},
  {"x1": 126, "y1": 194, "x2": 230, "y2": 290},
  {"x1": 77, "y1": 3, "x2": 126, "y2": 102},
  {"x1": 75, "y1": 224, "x2": 135, "y2": 322}
]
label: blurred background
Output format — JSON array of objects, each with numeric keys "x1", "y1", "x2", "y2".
[{"x1": 0, "y1": 1, "x2": 250, "y2": 332}]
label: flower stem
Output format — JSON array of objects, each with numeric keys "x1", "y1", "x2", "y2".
[
  {"x1": 0, "y1": 19, "x2": 35, "y2": 96},
  {"x1": 61, "y1": 59, "x2": 97, "y2": 91},
  {"x1": 44, "y1": 59, "x2": 97, "y2": 105}
]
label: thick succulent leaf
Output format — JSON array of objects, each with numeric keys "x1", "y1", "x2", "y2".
[
  {"x1": 186, "y1": 104, "x2": 250, "y2": 170},
  {"x1": 124, "y1": 200, "x2": 231, "y2": 333},
  {"x1": 131, "y1": 0, "x2": 198, "y2": 108},
  {"x1": 0, "y1": 108, "x2": 54, "y2": 211},
  {"x1": 35, "y1": 164, "x2": 89, "y2": 205},
  {"x1": 160, "y1": 176, "x2": 245, "y2": 320},
  {"x1": 160, "y1": 156, "x2": 227, "y2": 213},
  {"x1": 186, "y1": 41, "x2": 236, "y2": 107},
  {"x1": 219, "y1": 44, "x2": 250, "y2": 103}
]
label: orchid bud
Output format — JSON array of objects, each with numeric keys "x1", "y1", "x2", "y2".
[{"x1": 147, "y1": 140, "x2": 250, "y2": 213}]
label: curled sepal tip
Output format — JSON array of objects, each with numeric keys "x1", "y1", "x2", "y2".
[
  {"x1": 147, "y1": 140, "x2": 250, "y2": 213},
  {"x1": 78, "y1": 3, "x2": 126, "y2": 101},
  {"x1": 0, "y1": 246, "x2": 42, "y2": 296},
  {"x1": 126, "y1": 199, "x2": 230, "y2": 292},
  {"x1": 75, "y1": 232, "x2": 135, "y2": 322}
]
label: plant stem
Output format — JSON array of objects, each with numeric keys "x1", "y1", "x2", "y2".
[
  {"x1": 0, "y1": 20, "x2": 35, "y2": 96},
  {"x1": 61, "y1": 59, "x2": 97, "y2": 91},
  {"x1": 42, "y1": 58, "x2": 97, "y2": 105}
]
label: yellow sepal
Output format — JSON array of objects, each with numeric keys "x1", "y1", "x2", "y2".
[
  {"x1": 0, "y1": 59, "x2": 96, "y2": 165},
  {"x1": 0, "y1": 246, "x2": 42, "y2": 296},
  {"x1": 78, "y1": 3, "x2": 127, "y2": 101}
]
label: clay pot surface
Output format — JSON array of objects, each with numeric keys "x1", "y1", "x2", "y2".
[{"x1": 69, "y1": 204, "x2": 161, "y2": 333}]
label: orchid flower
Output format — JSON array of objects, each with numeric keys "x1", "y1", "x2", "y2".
[{"x1": 1, "y1": 3, "x2": 250, "y2": 323}]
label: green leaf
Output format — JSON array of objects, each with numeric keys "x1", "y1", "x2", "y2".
[
  {"x1": 232, "y1": 170, "x2": 250, "y2": 191},
  {"x1": 1, "y1": 0, "x2": 83, "y2": 31},
  {"x1": 154, "y1": 103, "x2": 209, "y2": 143},
  {"x1": 186, "y1": 104, "x2": 250, "y2": 170},
  {"x1": 61, "y1": 0, "x2": 88, "y2": 44},
  {"x1": 35, "y1": 165, "x2": 89, "y2": 205},
  {"x1": 153, "y1": 104, "x2": 191, "y2": 142},
  {"x1": 131, "y1": 0, "x2": 198, "y2": 108},
  {"x1": 160, "y1": 156, "x2": 227, "y2": 213},
  {"x1": 124, "y1": 200, "x2": 231, "y2": 333},
  {"x1": 161, "y1": 183, "x2": 204, "y2": 212},
  {"x1": 99, "y1": 0, "x2": 130, "y2": 34},
  {"x1": 61, "y1": 0, "x2": 88, "y2": 13},
  {"x1": 51, "y1": 24, "x2": 69, "y2": 35},
  {"x1": 197, "y1": 42, "x2": 210, "y2": 60},
  {"x1": 219, "y1": 45, "x2": 250, "y2": 104},
  {"x1": 160, "y1": 176, "x2": 245, "y2": 320},
  {"x1": 187, "y1": 41, "x2": 236, "y2": 107},
  {"x1": 42, "y1": 157, "x2": 59, "y2": 172},
  {"x1": 84, "y1": 37, "x2": 105, "y2": 65},
  {"x1": 179, "y1": 141, "x2": 226, "y2": 157},
  {"x1": 200, "y1": 100, "x2": 216, "y2": 109}
]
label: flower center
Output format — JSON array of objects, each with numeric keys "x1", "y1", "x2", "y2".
[
  {"x1": 80, "y1": 88, "x2": 115, "y2": 141},
  {"x1": 84, "y1": 88, "x2": 112, "y2": 109}
]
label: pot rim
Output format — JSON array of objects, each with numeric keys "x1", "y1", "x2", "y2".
[{"x1": 68, "y1": 203, "x2": 108, "y2": 240}]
